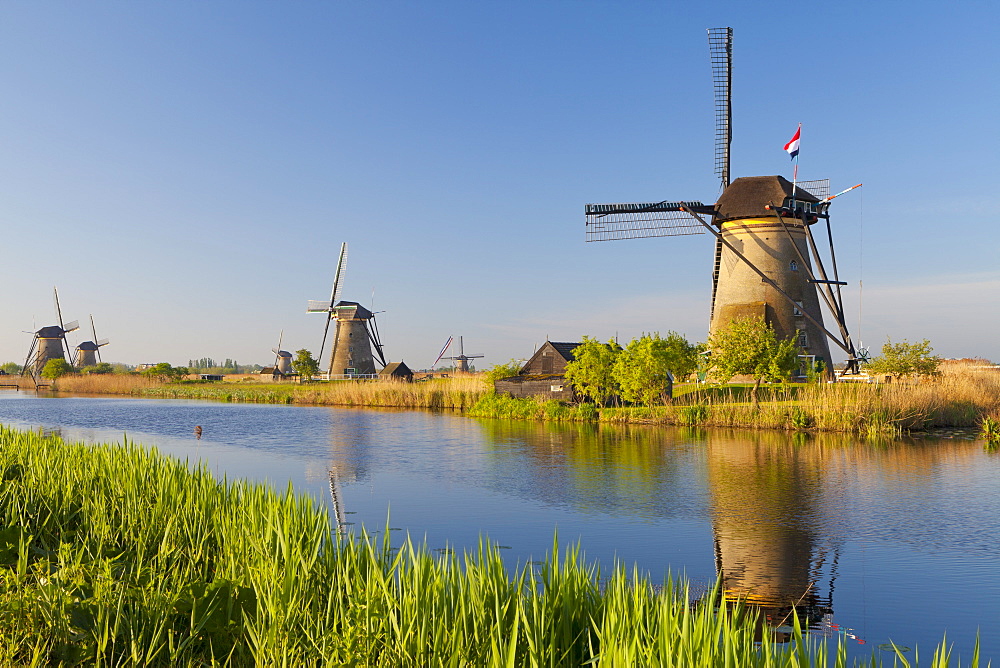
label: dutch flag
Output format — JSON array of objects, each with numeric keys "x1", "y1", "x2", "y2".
[{"x1": 783, "y1": 125, "x2": 801, "y2": 159}]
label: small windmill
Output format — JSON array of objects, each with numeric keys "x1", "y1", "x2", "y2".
[
  {"x1": 307, "y1": 242, "x2": 387, "y2": 377},
  {"x1": 23, "y1": 287, "x2": 79, "y2": 376},
  {"x1": 75, "y1": 315, "x2": 110, "y2": 368},
  {"x1": 434, "y1": 336, "x2": 484, "y2": 373},
  {"x1": 270, "y1": 330, "x2": 294, "y2": 376},
  {"x1": 584, "y1": 28, "x2": 862, "y2": 375}
]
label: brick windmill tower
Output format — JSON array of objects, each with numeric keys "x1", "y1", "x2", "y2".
[
  {"x1": 585, "y1": 28, "x2": 862, "y2": 375},
  {"x1": 307, "y1": 243, "x2": 387, "y2": 378},
  {"x1": 75, "y1": 315, "x2": 110, "y2": 368},
  {"x1": 23, "y1": 287, "x2": 79, "y2": 376}
]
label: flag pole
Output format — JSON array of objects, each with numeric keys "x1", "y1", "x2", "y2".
[{"x1": 792, "y1": 123, "x2": 801, "y2": 196}]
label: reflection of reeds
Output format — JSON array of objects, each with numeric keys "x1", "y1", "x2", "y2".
[{"x1": 0, "y1": 425, "x2": 925, "y2": 665}]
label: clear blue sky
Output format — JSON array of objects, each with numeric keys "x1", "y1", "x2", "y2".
[{"x1": 3, "y1": 0, "x2": 998, "y2": 369}]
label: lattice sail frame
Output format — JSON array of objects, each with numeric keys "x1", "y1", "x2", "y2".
[
  {"x1": 585, "y1": 201, "x2": 711, "y2": 241},
  {"x1": 797, "y1": 179, "x2": 830, "y2": 200}
]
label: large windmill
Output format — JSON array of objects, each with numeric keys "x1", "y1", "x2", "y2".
[
  {"x1": 307, "y1": 243, "x2": 387, "y2": 378},
  {"x1": 75, "y1": 315, "x2": 110, "y2": 368},
  {"x1": 585, "y1": 27, "x2": 861, "y2": 375},
  {"x1": 23, "y1": 287, "x2": 79, "y2": 376},
  {"x1": 433, "y1": 336, "x2": 484, "y2": 373}
]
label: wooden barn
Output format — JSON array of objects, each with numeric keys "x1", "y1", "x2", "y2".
[
  {"x1": 379, "y1": 361, "x2": 414, "y2": 382},
  {"x1": 494, "y1": 341, "x2": 581, "y2": 401}
]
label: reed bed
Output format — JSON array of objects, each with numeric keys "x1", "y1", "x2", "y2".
[
  {"x1": 49, "y1": 374, "x2": 164, "y2": 395},
  {"x1": 4, "y1": 425, "x2": 977, "y2": 666},
  {"x1": 44, "y1": 374, "x2": 489, "y2": 410}
]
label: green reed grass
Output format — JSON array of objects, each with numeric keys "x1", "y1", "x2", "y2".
[
  {"x1": 980, "y1": 415, "x2": 1000, "y2": 444},
  {"x1": 4, "y1": 425, "x2": 981, "y2": 666}
]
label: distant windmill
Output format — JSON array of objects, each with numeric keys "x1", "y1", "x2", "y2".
[
  {"x1": 75, "y1": 315, "x2": 110, "y2": 368},
  {"x1": 434, "y1": 336, "x2": 484, "y2": 373},
  {"x1": 307, "y1": 243, "x2": 387, "y2": 377},
  {"x1": 23, "y1": 287, "x2": 79, "y2": 376},
  {"x1": 270, "y1": 330, "x2": 294, "y2": 376},
  {"x1": 584, "y1": 27, "x2": 862, "y2": 375}
]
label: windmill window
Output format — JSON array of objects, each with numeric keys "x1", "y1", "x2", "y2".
[
  {"x1": 793, "y1": 301, "x2": 803, "y2": 316},
  {"x1": 798, "y1": 332, "x2": 808, "y2": 347},
  {"x1": 789, "y1": 260, "x2": 798, "y2": 272},
  {"x1": 348, "y1": 346, "x2": 354, "y2": 352}
]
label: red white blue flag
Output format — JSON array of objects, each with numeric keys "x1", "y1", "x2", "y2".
[{"x1": 783, "y1": 125, "x2": 801, "y2": 159}]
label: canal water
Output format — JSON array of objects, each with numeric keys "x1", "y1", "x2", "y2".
[{"x1": 0, "y1": 391, "x2": 997, "y2": 662}]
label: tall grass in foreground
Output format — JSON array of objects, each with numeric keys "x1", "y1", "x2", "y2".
[{"x1": 2, "y1": 426, "x2": 979, "y2": 666}]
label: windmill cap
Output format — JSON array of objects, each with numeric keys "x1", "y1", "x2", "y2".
[
  {"x1": 36, "y1": 325, "x2": 66, "y2": 338},
  {"x1": 77, "y1": 341, "x2": 99, "y2": 351},
  {"x1": 277, "y1": 350, "x2": 293, "y2": 358},
  {"x1": 715, "y1": 175, "x2": 819, "y2": 222},
  {"x1": 334, "y1": 300, "x2": 373, "y2": 319}
]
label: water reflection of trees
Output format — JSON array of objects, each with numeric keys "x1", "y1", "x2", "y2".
[{"x1": 475, "y1": 420, "x2": 699, "y2": 520}]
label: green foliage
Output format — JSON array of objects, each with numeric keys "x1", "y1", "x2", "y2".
[
  {"x1": 980, "y1": 415, "x2": 1000, "y2": 444},
  {"x1": 706, "y1": 317, "x2": 799, "y2": 404},
  {"x1": 678, "y1": 404, "x2": 709, "y2": 426},
  {"x1": 292, "y1": 349, "x2": 319, "y2": 380},
  {"x1": 483, "y1": 359, "x2": 523, "y2": 384},
  {"x1": 576, "y1": 402, "x2": 598, "y2": 421},
  {"x1": 865, "y1": 338, "x2": 942, "y2": 380},
  {"x1": 80, "y1": 362, "x2": 114, "y2": 375},
  {"x1": 0, "y1": 362, "x2": 22, "y2": 375},
  {"x1": 564, "y1": 336, "x2": 621, "y2": 405},
  {"x1": 187, "y1": 358, "x2": 263, "y2": 374},
  {"x1": 40, "y1": 358, "x2": 73, "y2": 379},
  {"x1": 142, "y1": 362, "x2": 187, "y2": 381},
  {"x1": 789, "y1": 406, "x2": 813, "y2": 429},
  {"x1": 612, "y1": 332, "x2": 699, "y2": 406}
]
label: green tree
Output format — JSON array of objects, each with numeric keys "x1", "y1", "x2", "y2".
[
  {"x1": 80, "y1": 362, "x2": 114, "y2": 375},
  {"x1": 484, "y1": 359, "x2": 523, "y2": 385},
  {"x1": 143, "y1": 362, "x2": 187, "y2": 382},
  {"x1": 706, "y1": 317, "x2": 799, "y2": 407},
  {"x1": 41, "y1": 358, "x2": 74, "y2": 379},
  {"x1": 865, "y1": 338, "x2": 941, "y2": 380},
  {"x1": 0, "y1": 362, "x2": 23, "y2": 375},
  {"x1": 292, "y1": 349, "x2": 319, "y2": 380},
  {"x1": 612, "y1": 332, "x2": 700, "y2": 406},
  {"x1": 661, "y1": 331, "x2": 703, "y2": 382},
  {"x1": 564, "y1": 336, "x2": 621, "y2": 405}
]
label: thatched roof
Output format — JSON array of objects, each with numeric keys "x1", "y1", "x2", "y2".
[
  {"x1": 715, "y1": 175, "x2": 819, "y2": 222},
  {"x1": 334, "y1": 301, "x2": 373, "y2": 320},
  {"x1": 36, "y1": 326, "x2": 65, "y2": 338}
]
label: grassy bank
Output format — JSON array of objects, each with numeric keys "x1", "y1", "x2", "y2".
[
  {"x1": 30, "y1": 363, "x2": 1000, "y2": 436},
  {"x1": 470, "y1": 363, "x2": 1000, "y2": 437},
  {"x1": 3, "y1": 426, "x2": 966, "y2": 666}
]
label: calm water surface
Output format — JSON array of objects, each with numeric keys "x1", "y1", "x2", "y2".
[{"x1": 0, "y1": 391, "x2": 997, "y2": 662}]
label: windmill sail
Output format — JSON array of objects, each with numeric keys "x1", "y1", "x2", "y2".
[
  {"x1": 585, "y1": 202, "x2": 712, "y2": 241},
  {"x1": 708, "y1": 27, "x2": 733, "y2": 318}
]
